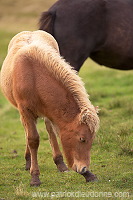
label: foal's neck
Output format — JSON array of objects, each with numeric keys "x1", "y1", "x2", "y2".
[{"x1": 48, "y1": 86, "x2": 80, "y2": 128}]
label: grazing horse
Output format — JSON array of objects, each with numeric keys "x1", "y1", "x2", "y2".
[
  {"x1": 39, "y1": 0, "x2": 133, "y2": 71},
  {"x1": 0, "y1": 30, "x2": 99, "y2": 186}
]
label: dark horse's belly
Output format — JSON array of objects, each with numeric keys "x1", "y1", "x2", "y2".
[{"x1": 90, "y1": 50, "x2": 133, "y2": 70}]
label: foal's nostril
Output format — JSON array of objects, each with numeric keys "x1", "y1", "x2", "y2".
[{"x1": 81, "y1": 167, "x2": 87, "y2": 174}]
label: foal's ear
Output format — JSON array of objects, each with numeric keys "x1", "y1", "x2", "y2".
[
  {"x1": 80, "y1": 108, "x2": 99, "y2": 134},
  {"x1": 80, "y1": 109, "x2": 89, "y2": 124}
]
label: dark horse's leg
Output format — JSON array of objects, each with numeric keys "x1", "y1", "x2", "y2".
[
  {"x1": 19, "y1": 106, "x2": 41, "y2": 186},
  {"x1": 45, "y1": 118, "x2": 68, "y2": 172}
]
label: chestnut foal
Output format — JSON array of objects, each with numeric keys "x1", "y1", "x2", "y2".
[{"x1": 0, "y1": 30, "x2": 99, "y2": 186}]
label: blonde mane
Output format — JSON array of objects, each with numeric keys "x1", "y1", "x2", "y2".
[{"x1": 26, "y1": 41, "x2": 99, "y2": 133}]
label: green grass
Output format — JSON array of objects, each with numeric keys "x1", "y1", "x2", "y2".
[{"x1": 0, "y1": 1, "x2": 133, "y2": 199}]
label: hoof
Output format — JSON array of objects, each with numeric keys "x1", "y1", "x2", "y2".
[
  {"x1": 30, "y1": 175, "x2": 41, "y2": 187},
  {"x1": 54, "y1": 155, "x2": 69, "y2": 172},
  {"x1": 82, "y1": 170, "x2": 98, "y2": 182},
  {"x1": 57, "y1": 163, "x2": 69, "y2": 172}
]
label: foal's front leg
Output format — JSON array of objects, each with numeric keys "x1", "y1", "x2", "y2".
[
  {"x1": 45, "y1": 118, "x2": 68, "y2": 172},
  {"x1": 19, "y1": 107, "x2": 41, "y2": 186}
]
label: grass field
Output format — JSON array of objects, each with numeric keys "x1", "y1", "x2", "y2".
[{"x1": 0, "y1": 1, "x2": 133, "y2": 200}]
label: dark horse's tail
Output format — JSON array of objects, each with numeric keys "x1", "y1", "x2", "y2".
[{"x1": 39, "y1": 11, "x2": 56, "y2": 35}]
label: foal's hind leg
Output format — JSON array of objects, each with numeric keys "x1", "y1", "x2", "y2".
[
  {"x1": 45, "y1": 118, "x2": 68, "y2": 172},
  {"x1": 19, "y1": 106, "x2": 41, "y2": 186}
]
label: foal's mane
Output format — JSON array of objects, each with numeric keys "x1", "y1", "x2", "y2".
[
  {"x1": 37, "y1": 44, "x2": 91, "y2": 107},
  {"x1": 26, "y1": 40, "x2": 99, "y2": 133}
]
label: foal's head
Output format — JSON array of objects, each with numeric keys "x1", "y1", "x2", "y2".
[{"x1": 60, "y1": 109, "x2": 99, "y2": 174}]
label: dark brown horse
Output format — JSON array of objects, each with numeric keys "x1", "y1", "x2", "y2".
[{"x1": 39, "y1": 0, "x2": 133, "y2": 71}]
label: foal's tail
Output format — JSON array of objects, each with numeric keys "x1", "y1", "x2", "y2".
[{"x1": 39, "y1": 11, "x2": 56, "y2": 35}]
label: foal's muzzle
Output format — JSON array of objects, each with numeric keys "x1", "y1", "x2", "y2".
[
  {"x1": 72, "y1": 164, "x2": 88, "y2": 174},
  {"x1": 80, "y1": 166, "x2": 87, "y2": 174}
]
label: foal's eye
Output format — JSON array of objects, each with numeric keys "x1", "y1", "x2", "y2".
[{"x1": 80, "y1": 137, "x2": 86, "y2": 143}]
